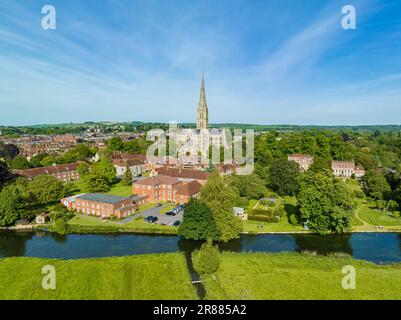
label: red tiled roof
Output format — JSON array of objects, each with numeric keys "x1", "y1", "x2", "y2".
[
  {"x1": 155, "y1": 166, "x2": 209, "y2": 181},
  {"x1": 13, "y1": 162, "x2": 79, "y2": 178},
  {"x1": 133, "y1": 175, "x2": 181, "y2": 186},
  {"x1": 175, "y1": 180, "x2": 202, "y2": 196}
]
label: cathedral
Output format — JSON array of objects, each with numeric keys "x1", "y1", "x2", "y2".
[
  {"x1": 196, "y1": 73, "x2": 208, "y2": 130},
  {"x1": 171, "y1": 74, "x2": 229, "y2": 167}
]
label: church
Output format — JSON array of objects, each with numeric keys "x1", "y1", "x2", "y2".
[{"x1": 171, "y1": 74, "x2": 229, "y2": 167}]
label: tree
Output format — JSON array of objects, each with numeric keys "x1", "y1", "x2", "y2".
[
  {"x1": 297, "y1": 171, "x2": 355, "y2": 234},
  {"x1": 192, "y1": 240, "x2": 221, "y2": 275},
  {"x1": 363, "y1": 170, "x2": 391, "y2": 200},
  {"x1": 309, "y1": 156, "x2": 331, "y2": 173},
  {"x1": 85, "y1": 159, "x2": 116, "y2": 192},
  {"x1": 0, "y1": 160, "x2": 11, "y2": 189},
  {"x1": 228, "y1": 174, "x2": 266, "y2": 200},
  {"x1": 268, "y1": 158, "x2": 300, "y2": 196},
  {"x1": 40, "y1": 155, "x2": 57, "y2": 167},
  {"x1": 77, "y1": 162, "x2": 90, "y2": 177},
  {"x1": 107, "y1": 137, "x2": 124, "y2": 152},
  {"x1": 54, "y1": 218, "x2": 68, "y2": 235},
  {"x1": 9, "y1": 156, "x2": 31, "y2": 170},
  {"x1": 121, "y1": 165, "x2": 133, "y2": 186},
  {"x1": 178, "y1": 198, "x2": 219, "y2": 240},
  {"x1": 0, "y1": 184, "x2": 25, "y2": 226},
  {"x1": 29, "y1": 153, "x2": 50, "y2": 167},
  {"x1": 0, "y1": 144, "x2": 19, "y2": 160},
  {"x1": 28, "y1": 175, "x2": 66, "y2": 205},
  {"x1": 200, "y1": 172, "x2": 242, "y2": 242}
]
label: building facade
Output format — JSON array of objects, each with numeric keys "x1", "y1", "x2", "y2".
[
  {"x1": 288, "y1": 154, "x2": 314, "y2": 172},
  {"x1": 61, "y1": 193, "x2": 148, "y2": 218},
  {"x1": 13, "y1": 162, "x2": 80, "y2": 182},
  {"x1": 133, "y1": 174, "x2": 202, "y2": 204},
  {"x1": 331, "y1": 160, "x2": 365, "y2": 178}
]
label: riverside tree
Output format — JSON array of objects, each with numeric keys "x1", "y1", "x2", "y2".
[
  {"x1": 200, "y1": 172, "x2": 242, "y2": 242},
  {"x1": 178, "y1": 198, "x2": 219, "y2": 240},
  {"x1": 268, "y1": 158, "x2": 300, "y2": 196},
  {"x1": 297, "y1": 171, "x2": 355, "y2": 234}
]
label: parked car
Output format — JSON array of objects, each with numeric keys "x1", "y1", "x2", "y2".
[
  {"x1": 155, "y1": 203, "x2": 163, "y2": 207},
  {"x1": 145, "y1": 216, "x2": 158, "y2": 223},
  {"x1": 173, "y1": 220, "x2": 181, "y2": 227},
  {"x1": 165, "y1": 211, "x2": 177, "y2": 216}
]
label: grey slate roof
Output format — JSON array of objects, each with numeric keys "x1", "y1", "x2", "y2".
[{"x1": 77, "y1": 193, "x2": 130, "y2": 204}]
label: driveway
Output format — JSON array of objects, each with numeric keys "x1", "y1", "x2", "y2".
[{"x1": 120, "y1": 204, "x2": 183, "y2": 226}]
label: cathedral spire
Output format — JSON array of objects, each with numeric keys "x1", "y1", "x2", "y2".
[{"x1": 197, "y1": 73, "x2": 208, "y2": 130}]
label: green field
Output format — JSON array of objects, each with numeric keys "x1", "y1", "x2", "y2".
[
  {"x1": 358, "y1": 205, "x2": 401, "y2": 226},
  {"x1": 67, "y1": 214, "x2": 177, "y2": 234},
  {"x1": 201, "y1": 252, "x2": 401, "y2": 300},
  {"x1": 0, "y1": 253, "x2": 196, "y2": 300}
]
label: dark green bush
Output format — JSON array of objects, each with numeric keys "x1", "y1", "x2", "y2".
[
  {"x1": 248, "y1": 215, "x2": 280, "y2": 223},
  {"x1": 54, "y1": 218, "x2": 68, "y2": 235},
  {"x1": 192, "y1": 240, "x2": 221, "y2": 275},
  {"x1": 289, "y1": 213, "x2": 300, "y2": 225}
]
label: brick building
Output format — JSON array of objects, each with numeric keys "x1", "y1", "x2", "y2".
[
  {"x1": 13, "y1": 162, "x2": 80, "y2": 182},
  {"x1": 61, "y1": 193, "x2": 147, "y2": 218},
  {"x1": 151, "y1": 166, "x2": 210, "y2": 185},
  {"x1": 288, "y1": 154, "x2": 314, "y2": 172},
  {"x1": 133, "y1": 175, "x2": 202, "y2": 204},
  {"x1": 331, "y1": 160, "x2": 365, "y2": 178}
]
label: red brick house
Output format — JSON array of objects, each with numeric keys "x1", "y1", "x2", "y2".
[
  {"x1": 13, "y1": 162, "x2": 80, "y2": 182},
  {"x1": 288, "y1": 154, "x2": 314, "y2": 172},
  {"x1": 133, "y1": 175, "x2": 202, "y2": 204},
  {"x1": 61, "y1": 193, "x2": 148, "y2": 218},
  {"x1": 151, "y1": 166, "x2": 210, "y2": 185}
]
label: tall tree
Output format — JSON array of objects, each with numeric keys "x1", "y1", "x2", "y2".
[
  {"x1": 268, "y1": 158, "x2": 300, "y2": 196},
  {"x1": 178, "y1": 198, "x2": 219, "y2": 240},
  {"x1": 200, "y1": 172, "x2": 242, "y2": 242},
  {"x1": 121, "y1": 165, "x2": 133, "y2": 186},
  {"x1": 363, "y1": 170, "x2": 391, "y2": 200},
  {"x1": 297, "y1": 171, "x2": 355, "y2": 234},
  {"x1": 28, "y1": 175, "x2": 66, "y2": 205},
  {"x1": 85, "y1": 159, "x2": 116, "y2": 192}
]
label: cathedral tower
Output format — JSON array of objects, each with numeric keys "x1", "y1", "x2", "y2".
[{"x1": 196, "y1": 73, "x2": 208, "y2": 130}]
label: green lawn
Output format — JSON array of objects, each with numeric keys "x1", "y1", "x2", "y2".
[
  {"x1": 202, "y1": 252, "x2": 401, "y2": 300},
  {"x1": 358, "y1": 205, "x2": 401, "y2": 226},
  {"x1": 67, "y1": 214, "x2": 177, "y2": 234},
  {"x1": 242, "y1": 217, "x2": 304, "y2": 233},
  {"x1": 0, "y1": 253, "x2": 196, "y2": 300},
  {"x1": 70, "y1": 179, "x2": 133, "y2": 197}
]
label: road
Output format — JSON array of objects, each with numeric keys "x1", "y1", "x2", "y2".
[{"x1": 120, "y1": 204, "x2": 183, "y2": 226}]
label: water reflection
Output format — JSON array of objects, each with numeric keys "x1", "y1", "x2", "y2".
[
  {"x1": 293, "y1": 233, "x2": 353, "y2": 256},
  {"x1": 0, "y1": 231, "x2": 32, "y2": 257},
  {"x1": 0, "y1": 231, "x2": 400, "y2": 264}
]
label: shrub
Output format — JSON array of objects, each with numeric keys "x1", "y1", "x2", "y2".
[
  {"x1": 192, "y1": 240, "x2": 221, "y2": 275},
  {"x1": 353, "y1": 190, "x2": 365, "y2": 198},
  {"x1": 54, "y1": 218, "x2": 68, "y2": 235},
  {"x1": 248, "y1": 215, "x2": 280, "y2": 223},
  {"x1": 289, "y1": 213, "x2": 299, "y2": 225},
  {"x1": 252, "y1": 208, "x2": 274, "y2": 216}
]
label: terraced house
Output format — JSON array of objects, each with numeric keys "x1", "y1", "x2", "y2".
[{"x1": 13, "y1": 162, "x2": 80, "y2": 182}]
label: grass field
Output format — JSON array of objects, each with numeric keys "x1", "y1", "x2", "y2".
[
  {"x1": 0, "y1": 253, "x2": 196, "y2": 300},
  {"x1": 201, "y1": 252, "x2": 401, "y2": 300},
  {"x1": 358, "y1": 205, "x2": 401, "y2": 226},
  {"x1": 242, "y1": 217, "x2": 304, "y2": 233},
  {"x1": 70, "y1": 180, "x2": 133, "y2": 197},
  {"x1": 67, "y1": 214, "x2": 177, "y2": 234}
]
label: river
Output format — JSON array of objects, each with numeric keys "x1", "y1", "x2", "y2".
[{"x1": 1, "y1": 231, "x2": 401, "y2": 264}]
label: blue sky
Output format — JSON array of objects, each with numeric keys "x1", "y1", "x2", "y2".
[{"x1": 0, "y1": 0, "x2": 401, "y2": 126}]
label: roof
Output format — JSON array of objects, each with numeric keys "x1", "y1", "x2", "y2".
[
  {"x1": 175, "y1": 180, "x2": 202, "y2": 196},
  {"x1": 331, "y1": 160, "x2": 355, "y2": 168},
  {"x1": 156, "y1": 166, "x2": 210, "y2": 181},
  {"x1": 76, "y1": 193, "x2": 130, "y2": 204},
  {"x1": 133, "y1": 175, "x2": 181, "y2": 186},
  {"x1": 130, "y1": 194, "x2": 147, "y2": 202},
  {"x1": 13, "y1": 162, "x2": 79, "y2": 178},
  {"x1": 288, "y1": 154, "x2": 313, "y2": 159},
  {"x1": 112, "y1": 159, "x2": 144, "y2": 167}
]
